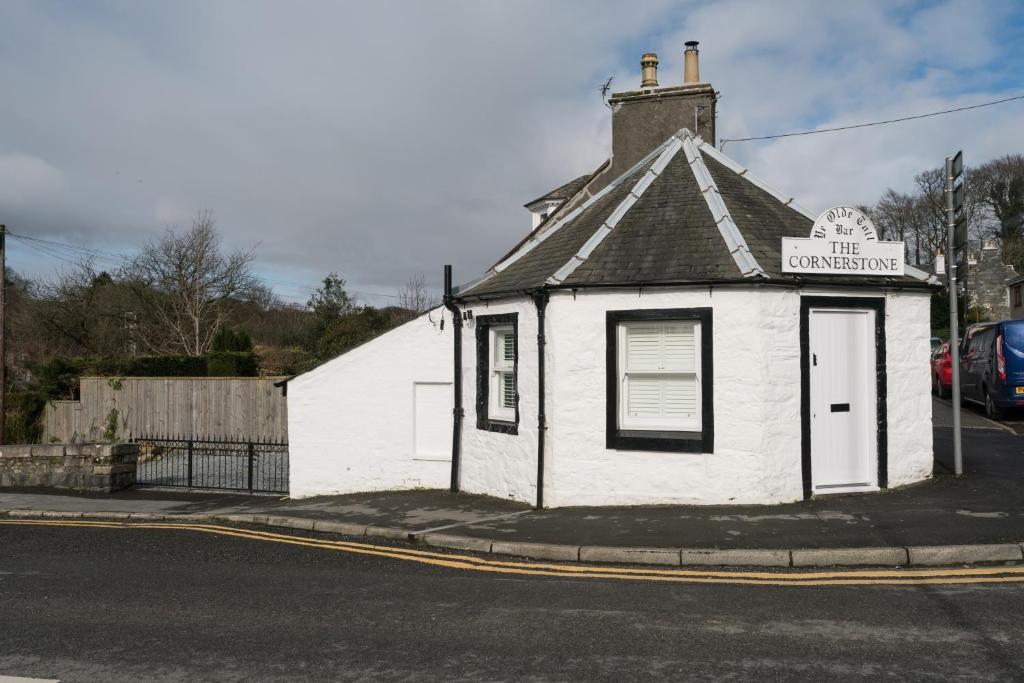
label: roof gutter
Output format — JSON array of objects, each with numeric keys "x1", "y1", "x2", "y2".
[
  {"x1": 443, "y1": 265, "x2": 463, "y2": 493},
  {"x1": 455, "y1": 276, "x2": 938, "y2": 304}
]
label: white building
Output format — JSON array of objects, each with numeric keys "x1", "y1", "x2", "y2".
[{"x1": 288, "y1": 42, "x2": 938, "y2": 507}]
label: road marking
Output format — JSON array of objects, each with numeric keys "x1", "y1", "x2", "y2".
[
  {"x1": 3, "y1": 520, "x2": 1024, "y2": 587},
  {"x1": 414, "y1": 509, "x2": 533, "y2": 535}
]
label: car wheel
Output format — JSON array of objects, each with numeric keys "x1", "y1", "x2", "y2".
[
  {"x1": 932, "y1": 374, "x2": 938, "y2": 396},
  {"x1": 985, "y1": 389, "x2": 1005, "y2": 420}
]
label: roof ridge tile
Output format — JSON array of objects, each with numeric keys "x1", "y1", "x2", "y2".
[
  {"x1": 682, "y1": 136, "x2": 766, "y2": 278},
  {"x1": 546, "y1": 133, "x2": 686, "y2": 285}
]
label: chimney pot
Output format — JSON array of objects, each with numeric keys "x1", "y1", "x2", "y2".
[
  {"x1": 684, "y1": 40, "x2": 700, "y2": 83},
  {"x1": 640, "y1": 52, "x2": 659, "y2": 88}
]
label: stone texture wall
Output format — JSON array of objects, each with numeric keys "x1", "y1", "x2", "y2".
[
  {"x1": 968, "y1": 243, "x2": 1016, "y2": 320},
  {"x1": 0, "y1": 443, "x2": 138, "y2": 492}
]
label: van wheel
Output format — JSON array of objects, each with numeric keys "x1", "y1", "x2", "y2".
[{"x1": 985, "y1": 390, "x2": 1005, "y2": 420}]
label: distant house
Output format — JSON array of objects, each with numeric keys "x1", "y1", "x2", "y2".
[
  {"x1": 1009, "y1": 274, "x2": 1024, "y2": 320},
  {"x1": 288, "y1": 42, "x2": 937, "y2": 507},
  {"x1": 932, "y1": 242, "x2": 1018, "y2": 322}
]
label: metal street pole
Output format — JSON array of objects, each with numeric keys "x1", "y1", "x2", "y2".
[
  {"x1": 945, "y1": 157, "x2": 963, "y2": 475},
  {"x1": 0, "y1": 224, "x2": 6, "y2": 446}
]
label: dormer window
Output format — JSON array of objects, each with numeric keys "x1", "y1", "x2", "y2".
[{"x1": 527, "y1": 199, "x2": 562, "y2": 229}]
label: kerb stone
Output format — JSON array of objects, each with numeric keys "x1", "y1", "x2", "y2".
[
  {"x1": 312, "y1": 520, "x2": 368, "y2": 537},
  {"x1": 490, "y1": 541, "x2": 579, "y2": 562},
  {"x1": 680, "y1": 548, "x2": 791, "y2": 567},
  {"x1": 791, "y1": 547, "x2": 908, "y2": 567},
  {"x1": 908, "y1": 544, "x2": 1023, "y2": 566},
  {"x1": 579, "y1": 546, "x2": 681, "y2": 566},
  {"x1": 420, "y1": 533, "x2": 493, "y2": 553}
]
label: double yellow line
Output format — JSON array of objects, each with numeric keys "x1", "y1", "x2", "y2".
[{"x1": 4, "y1": 519, "x2": 1024, "y2": 587}]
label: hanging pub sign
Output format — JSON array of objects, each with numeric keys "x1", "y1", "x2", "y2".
[{"x1": 782, "y1": 206, "x2": 905, "y2": 276}]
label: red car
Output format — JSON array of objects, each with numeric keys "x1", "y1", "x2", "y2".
[{"x1": 931, "y1": 341, "x2": 952, "y2": 398}]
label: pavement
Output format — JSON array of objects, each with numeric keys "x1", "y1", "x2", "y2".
[
  {"x1": 5, "y1": 522, "x2": 1024, "y2": 681},
  {"x1": 2, "y1": 398, "x2": 1022, "y2": 568},
  {"x1": 932, "y1": 395, "x2": 1019, "y2": 432}
]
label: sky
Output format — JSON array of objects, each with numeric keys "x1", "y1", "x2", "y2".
[{"x1": 1, "y1": 0, "x2": 1023, "y2": 306}]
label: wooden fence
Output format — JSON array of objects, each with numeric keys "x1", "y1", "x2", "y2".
[{"x1": 42, "y1": 377, "x2": 288, "y2": 444}]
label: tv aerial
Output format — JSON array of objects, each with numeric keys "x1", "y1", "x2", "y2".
[{"x1": 600, "y1": 76, "x2": 614, "y2": 108}]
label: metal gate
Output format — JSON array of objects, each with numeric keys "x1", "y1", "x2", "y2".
[{"x1": 132, "y1": 434, "x2": 288, "y2": 494}]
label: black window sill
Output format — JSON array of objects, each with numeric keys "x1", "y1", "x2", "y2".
[
  {"x1": 607, "y1": 430, "x2": 710, "y2": 453},
  {"x1": 477, "y1": 418, "x2": 518, "y2": 435}
]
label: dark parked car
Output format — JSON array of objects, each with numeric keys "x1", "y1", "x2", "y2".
[
  {"x1": 959, "y1": 320, "x2": 1024, "y2": 419},
  {"x1": 931, "y1": 341, "x2": 951, "y2": 398}
]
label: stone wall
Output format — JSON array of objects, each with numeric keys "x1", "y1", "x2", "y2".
[
  {"x1": 968, "y1": 242, "x2": 1016, "y2": 320},
  {"x1": 0, "y1": 443, "x2": 138, "y2": 492}
]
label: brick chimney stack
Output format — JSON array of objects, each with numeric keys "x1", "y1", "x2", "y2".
[{"x1": 589, "y1": 40, "x2": 717, "y2": 195}]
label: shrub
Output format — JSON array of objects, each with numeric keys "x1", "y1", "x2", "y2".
[{"x1": 206, "y1": 351, "x2": 259, "y2": 377}]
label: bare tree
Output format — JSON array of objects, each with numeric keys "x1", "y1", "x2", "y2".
[
  {"x1": 32, "y1": 259, "x2": 133, "y2": 357},
  {"x1": 125, "y1": 211, "x2": 256, "y2": 356},
  {"x1": 869, "y1": 190, "x2": 920, "y2": 262},
  {"x1": 397, "y1": 272, "x2": 434, "y2": 313},
  {"x1": 870, "y1": 166, "x2": 991, "y2": 267},
  {"x1": 972, "y1": 153, "x2": 1024, "y2": 250}
]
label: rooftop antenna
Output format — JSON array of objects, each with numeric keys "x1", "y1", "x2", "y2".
[{"x1": 600, "y1": 76, "x2": 614, "y2": 108}]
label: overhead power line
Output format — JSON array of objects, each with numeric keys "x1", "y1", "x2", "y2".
[
  {"x1": 7, "y1": 232, "x2": 125, "y2": 266},
  {"x1": 8, "y1": 235, "x2": 96, "y2": 267},
  {"x1": 720, "y1": 93, "x2": 1024, "y2": 148}
]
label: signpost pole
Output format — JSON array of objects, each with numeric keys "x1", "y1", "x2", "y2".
[{"x1": 946, "y1": 154, "x2": 964, "y2": 476}]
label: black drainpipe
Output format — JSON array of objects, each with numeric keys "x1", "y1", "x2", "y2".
[
  {"x1": 533, "y1": 289, "x2": 549, "y2": 509},
  {"x1": 443, "y1": 265, "x2": 463, "y2": 493}
]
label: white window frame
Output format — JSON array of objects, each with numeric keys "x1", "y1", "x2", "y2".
[
  {"x1": 617, "y1": 320, "x2": 702, "y2": 432},
  {"x1": 489, "y1": 325, "x2": 516, "y2": 422}
]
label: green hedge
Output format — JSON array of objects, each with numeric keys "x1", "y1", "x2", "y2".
[
  {"x1": 125, "y1": 355, "x2": 208, "y2": 377},
  {"x1": 206, "y1": 351, "x2": 259, "y2": 377}
]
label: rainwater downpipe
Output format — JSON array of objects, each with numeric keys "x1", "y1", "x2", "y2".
[
  {"x1": 532, "y1": 289, "x2": 549, "y2": 509},
  {"x1": 443, "y1": 265, "x2": 463, "y2": 493}
]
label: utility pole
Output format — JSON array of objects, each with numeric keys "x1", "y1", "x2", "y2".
[
  {"x1": 0, "y1": 224, "x2": 6, "y2": 445},
  {"x1": 945, "y1": 153, "x2": 966, "y2": 475}
]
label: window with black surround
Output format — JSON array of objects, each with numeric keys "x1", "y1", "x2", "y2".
[
  {"x1": 476, "y1": 313, "x2": 518, "y2": 434},
  {"x1": 606, "y1": 308, "x2": 713, "y2": 453}
]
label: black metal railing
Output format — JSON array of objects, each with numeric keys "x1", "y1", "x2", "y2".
[{"x1": 132, "y1": 434, "x2": 288, "y2": 494}]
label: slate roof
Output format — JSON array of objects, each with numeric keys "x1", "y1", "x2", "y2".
[
  {"x1": 524, "y1": 174, "x2": 593, "y2": 208},
  {"x1": 459, "y1": 129, "x2": 936, "y2": 299}
]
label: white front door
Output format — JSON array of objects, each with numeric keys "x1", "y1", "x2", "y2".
[{"x1": 809, "y1": 307, "x2": 878, "y2": 493}]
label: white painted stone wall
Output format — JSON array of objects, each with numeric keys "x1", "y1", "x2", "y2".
[
  {"x1": 288, "y1": 308, "x2": 453, "y2": 498},
  {"x1": 289, "y1": 286, "x2": 933, "y2": 506},
  {"x1": 882, "y1": 289, "x2": 934, "y2": 488},
  {"x1": 458, "y1": 298, "x2": 540, "y2": 505},
  {"x1": 543, "y1": 287, "x2": 802, "y2": 507},
  {"x1": 536, "y1": 286, "x2": 933, "y2": 506}
]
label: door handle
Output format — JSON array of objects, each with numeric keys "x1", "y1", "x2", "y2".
[{"x1": 813, "y1": 353, "x2": 818, "y2": 367}]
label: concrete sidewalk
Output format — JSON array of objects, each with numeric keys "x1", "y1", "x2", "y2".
[{"x1": 2, "y1": 426, "x2": 1022, "y2": 568}]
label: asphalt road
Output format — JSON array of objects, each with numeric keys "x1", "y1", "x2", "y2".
[{"x1": 2, "y1": 523, "x2": 1024, "y2": 681}]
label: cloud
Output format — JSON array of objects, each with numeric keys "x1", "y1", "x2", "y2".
[
  {"x1": 0, "y1": 0, "x2": 1020, "y2": 302},
  {"x1": 0, "y1": 154, "x2": 64, "y2": 207}
]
